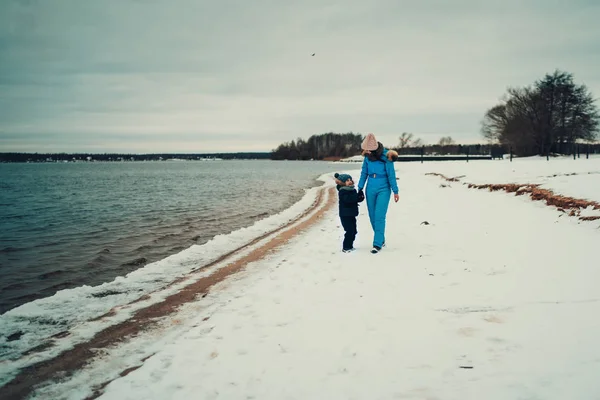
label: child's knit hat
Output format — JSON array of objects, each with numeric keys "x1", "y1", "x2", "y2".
[{"x1": 334, "y1": 172, "x2": 352, "y2": 183}]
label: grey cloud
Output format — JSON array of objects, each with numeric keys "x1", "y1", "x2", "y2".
[
  {"x1": 0, "y1": 131, "x2": 282, "y2": 153},
  {"x1": 1, "y1": 0, "x2": 599, "y2": 152}
]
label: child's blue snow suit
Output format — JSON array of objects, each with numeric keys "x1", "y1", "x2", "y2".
[{"x1": 357, "y1": 149, "x2": 399, "y2": 248}]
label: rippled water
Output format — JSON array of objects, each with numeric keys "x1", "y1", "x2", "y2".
[{"x1": 0, "y1": 160, "x2": 343, "y2": 313}]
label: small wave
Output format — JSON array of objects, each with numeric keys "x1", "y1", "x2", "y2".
[
  {"x1": 251, "y1": 212, "x2": 270, "y2": 220},
  {"x1": 38, "y1": 270, "x2": 66, "y2": 280},
  {"x1": 200, "y1": 211, "x2": 248, "y2": 224},
  {"x1": 151, "y1": 233, "x2": 178, "y2": 243},
  {"x1": 181, "y1": 224, "x2": 199, "y2": 233},
  {"x1": 169, "y1": 245, "x2": 188, "y2": 253},
  {"x1": 0, "y1": 246, "x2": 23, "y2": 254},
  {"x1": 5, "y1": 293, "x2": 41, "y2": 310},
  {"x1": 91, "y1": 290, "x2": 122, "y2": 298},
  {"x1": 11, "y1": 314, "x2": 69, "y2": 327},
  {"x1": 86, "y1": 254, "x2": 111, "y2": 268},
  {"x1": 42, "y1": 282, "x2": 76, "y2": 294},
  {"x1": 31, "y1": 241, "x2": 64, "y2": 250},
  {"x1": 134, "y1": 244, "x2": 153, "y2": 252},
  {"x1": 120, "y1": 257, "x2": 147, "y2": 267},
  {"x1": 6, "y1": 330, "x2": 23, "y2": 342},
  {"x1": 139, "y1": 215, "x2": 162, "y2": 223},
  {"x1": 1, "y1": 214, "x2": 27, "y2": 220},
  {"x1": 2, "y1": 283, "x2": 27, "y2": 292}
]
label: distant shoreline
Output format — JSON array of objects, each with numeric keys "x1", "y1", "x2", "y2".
[
  {"x1": 0, "y1": 154, "x2": 499, "y2": 163},
  {"x1": 1, "y1": 152, "x2": 509, "y2": 164},
  {"x1": 0, "y1": 152, "x2": 273, "y2": 163}
]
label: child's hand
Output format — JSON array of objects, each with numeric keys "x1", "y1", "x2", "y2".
[{"x1": 357, "y1": 189, "x2": 365, "y2": 202}]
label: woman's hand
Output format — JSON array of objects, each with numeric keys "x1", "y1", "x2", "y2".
[{"x1": 394, "y1": 193, "x2": 399, "y2": 203}]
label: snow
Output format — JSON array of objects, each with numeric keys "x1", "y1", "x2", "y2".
[
  {"x1": 425, "y1": 155, "x2": 600, "y2": 198},
  {"x1": 337, "y1": 154, "x2": 364, "y2": 162},
  {"x1": 540, "y1": 173, "x2": 600, "y2": 211},
  {"x1": 416, "y1": 155, "x2": 600, "y2": 220},
  {"x1": 7, "y1": 156, "x2": 600, "y2": 399}
]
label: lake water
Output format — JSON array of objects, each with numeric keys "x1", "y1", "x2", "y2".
[{"x1": 0, "y1": 160, "x2": 345, "y2": 314}]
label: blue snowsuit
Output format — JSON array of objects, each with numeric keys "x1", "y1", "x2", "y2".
[{"x1": 357, "y1": 149, "x2": 399, "y2": 248}]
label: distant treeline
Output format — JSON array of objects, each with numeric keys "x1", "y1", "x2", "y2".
[
  {"x1": 271, "y1": 132, "x2": 363, "y2": 160},
  {"x1": 392, "y1": 143, "x2": 600, "y2": 158},
  {"x1": 0, "y1": 152, "x2": 271, "y2": 163},
  {"x1": 271, "y1": 132, "x2": 600, "y2": 161},
  {"x1": 270, "y1": 132, "x2": 504, "y2": 160},
  {"x1": 394, "y1": 143, "x2": 506, "y2": 156}
]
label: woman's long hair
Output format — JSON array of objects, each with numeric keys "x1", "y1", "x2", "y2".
[{"x1": 366, "y1": 142, "x2": 384, "y2": 161}]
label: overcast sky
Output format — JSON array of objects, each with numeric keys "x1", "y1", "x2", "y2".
[{"x1": 1, "y1": 0, "x2": 599, "y2": 153}]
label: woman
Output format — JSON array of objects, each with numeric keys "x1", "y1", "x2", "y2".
[{"x1": 357, "y1": 133, "x2": 399, "y2": 254}]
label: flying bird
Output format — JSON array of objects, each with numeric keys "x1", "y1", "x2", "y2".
[{"x1": 311, "y1": 53, "x2": 315, "y2": 56}]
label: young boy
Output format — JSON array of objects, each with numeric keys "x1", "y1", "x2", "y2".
[{"x1": 334, "y1": 172, "x2": 365, "y2": 253}]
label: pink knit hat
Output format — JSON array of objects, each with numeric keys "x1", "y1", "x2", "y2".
[{"x1": 361, "y1": 133, "x2": 378, "y2": 151}]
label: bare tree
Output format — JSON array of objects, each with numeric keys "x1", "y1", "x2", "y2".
[
  {"x1": 438, "y1": 136, "x2": 455, "y2": 146},
  {"x1": 398, "y1": 132, "x2": 414, "y2": 148},
  {"x1": 411, "y1": 138, "x2": 424, "y2": 147},
  {"x1": 398, "y1": 132, "x2": 425, "y2": 148},
  {"x1": 481, "y1": 104, "x2": 508, "y2": 143}
]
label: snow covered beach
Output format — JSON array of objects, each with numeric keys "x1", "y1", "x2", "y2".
[{"x1": 3, "y1": 156, "x2": 600, "y2": 399}]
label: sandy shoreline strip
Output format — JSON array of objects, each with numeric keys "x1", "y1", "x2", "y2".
[{"x1": 2, "y1": 186, "x2": 336, "y2": 400}]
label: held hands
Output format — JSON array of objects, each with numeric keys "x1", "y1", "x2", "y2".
[
  {"x1": 357, "y1": 189, "x2": 365, "y2": 202},
  {"x1": 394, "y1": 193, "x2": 399, "y2": 203}
]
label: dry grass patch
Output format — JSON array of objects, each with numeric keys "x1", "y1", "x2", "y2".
[
  {"x1": 425, "y1": 173, "x2": 460, "y2": 182},
  {"x1": 429, "y1": 173, "x2": 600, "y2": 223},
  {"x1": 467, "y1": 182, "x2": 600, "y2": 221}
]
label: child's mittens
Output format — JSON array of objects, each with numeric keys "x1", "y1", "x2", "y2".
[{"x1": 357, "y1": 189, "x2": 365, "y2": 202}]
